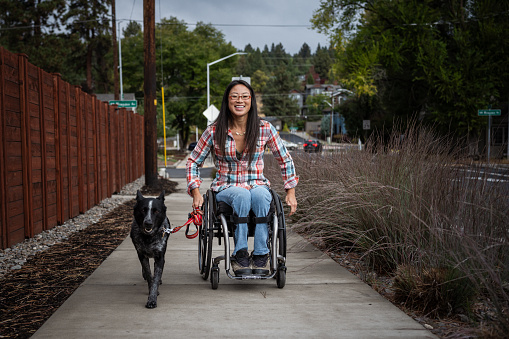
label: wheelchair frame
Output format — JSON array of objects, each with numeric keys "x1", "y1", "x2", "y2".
[{"x1": 198, "y1": 188, "x2": 287, "y2": 289}]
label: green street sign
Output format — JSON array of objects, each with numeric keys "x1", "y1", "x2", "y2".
[
  {"x1": 478, "y1": 109, "x2": 501, "y2": 116},
  {"x1": 109, "y1": 100, "x2": 137, "y2": 108}
]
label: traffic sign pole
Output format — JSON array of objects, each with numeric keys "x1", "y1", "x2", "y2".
[
  {"x1": 488, "y1": 115, "x2": 491, "y2": 164},
  {"x1": 478, "y1": 109, "x2": 501, "y2": 164},
  {"x1": 162, "y1": 87, "x2": 167, "y2": 168}
]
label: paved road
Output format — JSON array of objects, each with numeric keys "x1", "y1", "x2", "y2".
[
  {"x1": 164, "y1": 166, "x2": 213, "y2": 179},
  {"x1": 32, "y1": 177, "x2": 436, "y2": 339},
  {"x1": 452, "y1": 163, "x2": 509, "y2": 197}
]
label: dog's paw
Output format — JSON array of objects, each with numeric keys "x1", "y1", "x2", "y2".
[{"x1": 145, "y1": 300, "x2": 157, "y2": 309}]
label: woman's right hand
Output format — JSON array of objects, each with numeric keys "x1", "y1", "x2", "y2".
[{"x1": 191, "y1": 188, "x2": 204, "y2": 214}]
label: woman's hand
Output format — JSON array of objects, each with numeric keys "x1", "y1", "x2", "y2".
[
  {"x1": 191, "y1": 188, "x2": 204, "y2": 215},
  {"x1": 285, "y1": 188, "x2": 297, "y2": 216}
]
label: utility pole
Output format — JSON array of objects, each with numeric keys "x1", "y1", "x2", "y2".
[
  {"x1": 112, "y1": 0, "x2": 119, "y2": 100},
  {"x1": 144, "y1": 0, "x2": 157, "y2": 186}
]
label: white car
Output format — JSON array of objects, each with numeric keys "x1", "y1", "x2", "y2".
[{"x1": 281, "y1": 139, "x2": 298, "y2": 151}]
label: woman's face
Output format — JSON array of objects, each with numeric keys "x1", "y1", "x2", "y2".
[{"x1": 228, "y1": 84, "x2": 252, "y2": 120}]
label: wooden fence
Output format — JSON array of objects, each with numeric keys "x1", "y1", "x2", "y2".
[{"x1": 0, "y1": 47, "x2": 144, "y2": 249}]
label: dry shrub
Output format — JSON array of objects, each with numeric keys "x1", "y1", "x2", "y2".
[
  {"x1": 393, "y1": 265, "x2": 476, "y2": 318},
  {"x1": 266, "y1": 121, "x2": 509, "y2": 332}
]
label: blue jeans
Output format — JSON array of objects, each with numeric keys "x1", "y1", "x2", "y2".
[{"x1": 215, "y1": 185, "x2": 271, "y2": 256}]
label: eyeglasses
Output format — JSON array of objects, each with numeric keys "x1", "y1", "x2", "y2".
[{"x1": 229, "y1": 94, "x2": 251, "y2": 101}]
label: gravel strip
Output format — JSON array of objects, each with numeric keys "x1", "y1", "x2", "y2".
[{"x1": 0, "y1": 176, "x2": 145, "y2": 279}]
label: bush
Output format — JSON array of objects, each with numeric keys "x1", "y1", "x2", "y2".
[
  {"x1": 393, "y1": 265, "x2": 476, "y2": 318},
  {"x1": 265, "y1": 121, "x2": 509, "y2": 333}
]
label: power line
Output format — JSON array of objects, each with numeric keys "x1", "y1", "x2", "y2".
[
  {"x1": 0, "y1": 18, "x2": 313, "y2": 31},
  {"x1": 129, "y1": 0, "x2": 136, "y2": 21}
]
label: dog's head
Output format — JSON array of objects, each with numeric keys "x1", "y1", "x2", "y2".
[{"x1": 134, "y1": 190, "x2": 167, "y2": 235}]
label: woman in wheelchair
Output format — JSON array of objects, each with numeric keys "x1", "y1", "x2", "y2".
[{"x1": 186, "y1": 79, "x2": 298, "y2": 277}]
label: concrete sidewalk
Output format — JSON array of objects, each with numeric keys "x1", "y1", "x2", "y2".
[{"x1": 33, "y1": 178, "x2": 436, "y2": 339}]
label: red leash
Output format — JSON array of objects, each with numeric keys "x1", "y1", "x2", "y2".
[{"x1": 169, "y1": 208, "x2": 202, "y2": 239}]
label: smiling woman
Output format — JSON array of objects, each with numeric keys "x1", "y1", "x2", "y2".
[{"x1": 186, "y1": 79, "x2": 299, "y2": 276}]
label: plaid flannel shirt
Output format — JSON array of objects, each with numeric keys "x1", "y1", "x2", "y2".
[{"x1": 186, "y1": 120, "x2": 298, "y2": 195}]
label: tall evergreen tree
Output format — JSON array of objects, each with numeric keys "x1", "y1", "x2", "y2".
[
  {"x1": 0, "y1": 0, "x2": 69, "y2": 73},
  {"x1": 63, "y1": 0, "x2": 111, "y2": 93}
]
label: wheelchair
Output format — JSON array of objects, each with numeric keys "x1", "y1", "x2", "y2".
[{"x1": 198, "y1": 188, "x2": 287, "y2": 289}]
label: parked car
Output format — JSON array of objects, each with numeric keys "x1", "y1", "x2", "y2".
[
  {"x1": 303, "y1": 139, "x2": 322, "y2": 153},
  {"x1": 282, "y1": 139, "x2": 299, "y2": 151},
  {"x1": 188, "y1": 142, "x2": 197, "y2": 151}
]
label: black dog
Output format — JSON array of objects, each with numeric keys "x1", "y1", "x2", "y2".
[{"x1": 131, "y1": 191, "x2": 171, "y2": 308}]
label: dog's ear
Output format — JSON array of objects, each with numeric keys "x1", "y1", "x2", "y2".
[
  {"x1": 157, "y1": 191, "x2": 165, "y2": 201},
  {"x1": 136, "y1": 190, "x2": 144, "y2": 202}
]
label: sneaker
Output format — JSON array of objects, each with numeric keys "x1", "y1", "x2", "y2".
[
  {"x1": 251, "y1": 253, "x2": 270, "y2": 275},
  {"x1": 231, "y1": 249, "x2": 252, "y2": 276}
]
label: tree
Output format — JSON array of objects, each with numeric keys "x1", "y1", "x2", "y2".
[
  {"x1": 297, "y1": 43, "x2": 312, "y2": 59},
  {"x1": 306, "y1": 93, "x2": 330, "y2": 120},
  {"x1": 121, "y1": 21, "x2": 145, "y2": 96},
  {"x1": 153, "y1": 18, "x2": 237, "y2": 150},
  {"x1": 311, "y1": 0, "x2": 509, "y2": 136},
  {"x1": 262, "y1": 65, "x2": 300, "y2": 118},
  {"x1": 251, "y1": 70, "x2": 269, "y2": 93},
  {"x1": 236, "y1": 46, "x2": 266, "y2": 76},
  {"x1": 0, "y1": 0, "x2": 70, "y2": 75},
  {"x1": 313, "y1": 44, "x2": 333, "y2": 80},
  {"x1": 63, "y1": 0, "x2": 112, "y2": 93}
]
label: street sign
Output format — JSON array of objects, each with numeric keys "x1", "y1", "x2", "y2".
[
  {"x1": 478, "y1": 109, "x2": 501, "y2": 116},
  {"x1": 109, "y1": 100, "x2": 137, "y2": 108},
  {"x1": 202, "y1": 104, "x2": 219, "y2": 124},
  {"x1": 363, "y1": 120, "x2": 371, "y2": 130},
  {"x1": 232, "y1": 76, "x2": 251, "y2": 84}
]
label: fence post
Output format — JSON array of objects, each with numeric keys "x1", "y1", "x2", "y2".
[{"x1": 0, "y1": 47, "x2": 6, "y2": 248}]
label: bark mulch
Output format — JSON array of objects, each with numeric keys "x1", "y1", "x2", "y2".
[{"x1": 0, "y1": 178, "x2": 179, "y2": 339}]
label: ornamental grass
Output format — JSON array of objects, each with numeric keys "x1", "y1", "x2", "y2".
[{"x1": 266, "y1": 122, "x2": 509, "y2": 333}]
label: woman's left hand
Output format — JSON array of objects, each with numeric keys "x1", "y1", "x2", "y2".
[{"x1": 285, "y1": 188, "x2": 297, "y2": 216}]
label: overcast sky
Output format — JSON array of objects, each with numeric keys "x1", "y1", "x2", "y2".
[{"x1": 114, "y1": 0, "x2": 329, "y2": 55}]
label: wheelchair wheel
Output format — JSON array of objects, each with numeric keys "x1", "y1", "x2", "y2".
[
  {"x1": 211, "y1": 265, "x2": 219, "y2": 290},
  {"x1": 276, "y1": 265, "x2": 286, "y2": 289},
  {"x1": 271, "y1": 190, "x2": 287, "y2": 258},
  {"x1": 198, "y1": 191, "x2": 214, "y2": 280}
]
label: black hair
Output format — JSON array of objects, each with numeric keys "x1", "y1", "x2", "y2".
[{"x1": 214, "y1": 80, "x2": 260, "y2": 163}]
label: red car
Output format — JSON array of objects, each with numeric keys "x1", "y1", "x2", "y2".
[{"x1": 303, "y1": 139, "x2": 322, "y2": 153}]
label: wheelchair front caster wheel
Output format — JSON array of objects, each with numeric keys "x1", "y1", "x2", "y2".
[
  {"x1": 211, "y1": 266, "x2": 219, "y2": 290},
  {"x1": 276, "y1": 266, "x2": 286, "y2": 289}
]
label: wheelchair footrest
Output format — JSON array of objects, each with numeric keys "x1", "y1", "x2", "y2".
[
  {"x1": 240, "y1": 274, "x2": 264, "y2": 280},
  {"x1": 226, "y1": 270, "x2": 277, "y2": 280}
]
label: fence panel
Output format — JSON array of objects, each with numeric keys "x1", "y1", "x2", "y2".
[
  {"x1": 56, "y1": 76, "x2": 69, "y2": 223},
  {"x1": 1, "y1": 51, "x2": 26, "y2": 246},
  {"x1": 68, "y1": 86, "x2": 80, "y2": 218},
  {"x1": 86, "y1": 94, "x2": 96, "y2": 208},
  {"x1": 41, "y1": 70, "x2": 57, "y2": 230},
  {"x1": 0, "y1": 47, "x2": 5, "y2": 247},
  {"x1": 0, "y1": 48, "x2": 144, "y2": 249},
  {"x1": 24, "y1": 59, "x2": 44, "y2": 237},
  {"x1": 118, "y1": 109, "x2": 126, "y2": 189}
]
